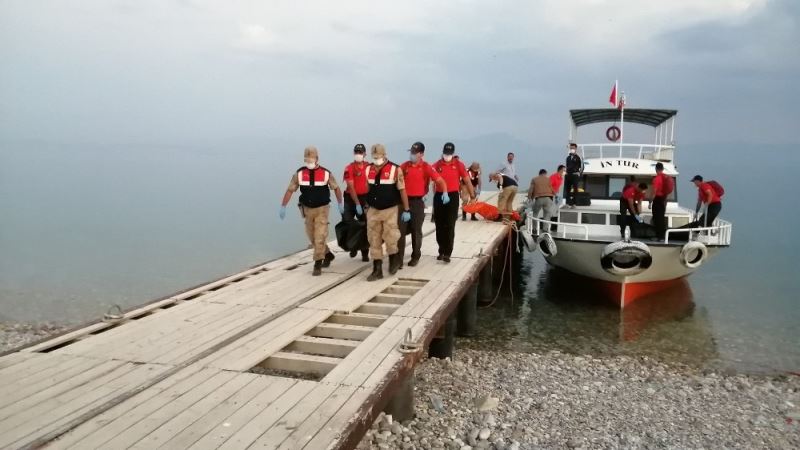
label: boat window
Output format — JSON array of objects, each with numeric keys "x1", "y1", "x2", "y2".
[
  {"x1": 608, "y1": 177, "x2": 627, "y2": 198},
  {"x1": 560, "y1": 211, "x2": 579, "y2": 223},
  {"x1": 583, "y1": 176, "x2": 606, "y2": 198},
  {"x1": 609, "y1": 214, "x2": 621, "y2": 225},
  {"x1": 671, "y1": 216, "x2": 690, "y2": 227},
  {"x1": 581, "y1": 213, "x2": 607, "y2": 225}
]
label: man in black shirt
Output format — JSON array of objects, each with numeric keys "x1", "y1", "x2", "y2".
[{"x1": 564, "y1": 143, "x2": 582, "y2": 208}]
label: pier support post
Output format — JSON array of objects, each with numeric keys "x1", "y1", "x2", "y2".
[
  {"x1": 479, "y1": 263, "x2": 493, "y2": 301},
  {"x1": 428, "y1": 313, "x2": 456, "y2": 359},
  {"x1": 383, "y1": 370, "x2": 415, "y2": 422},
  {"x1": 457, "y1": 282, "x2": 478, "y2": 337}
]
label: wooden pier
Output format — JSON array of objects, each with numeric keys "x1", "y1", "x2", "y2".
[{"x1": 0, "y1": 192, "x2": 524, "y2": 450}]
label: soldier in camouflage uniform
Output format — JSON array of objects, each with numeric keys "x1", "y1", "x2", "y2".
[
  {"x1": 279, "y1": 146, "x2": 344, "y2": 276},
  {"x1": 364, "y1": 144, "x2": 411, "y2": 281}
]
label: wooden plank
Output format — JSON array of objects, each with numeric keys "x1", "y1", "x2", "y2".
[
  {"x1": 158, "y1": 375, "x2": 279, "y2": 449},
  {"x1": 46, "y1": 366, "x2": 209, "y2": 449},
  {"x1": 354, "y1": 302, "x2": 398, "y2": 316},
  {"x1": 297, "y1": 388, "x2": 372, "y2": 449},
  {"x1": 276, "y1": 386, "x2": 361, "y2": 449},
  {"x1": 307, "y1": 323, "x2": 375, "y2": 341},
  {"x1": 247, "y1": 383, "x2": 341, "y2": 449},
  {"x1": 325, "y1": 313, "x2": 387, "y2": 328},
  {"x1": 0, "y1": 351, "x2": 36, "y2": 370},
  {"x1": 299, "y1": 276, "x2": 397, "y2": 313},
  {"x1": 0, "y1": 362, "x2": 169, "y2": 449},
  {"x1": 263, "y1": 351, "x2": 342, "y2": 376},
  {"x1": 199, "y1": 308, "x2": 330, "y2": 371},
  {"x1": 214, "y1": 380, "x2": 317, "y2": 450},
  {"x1": 96, "y1": 369, "x2": 239, "y2": 449},
  {"x1": 383, "y1": 286, "x2": 421, "y2": 296},
  {"x1": 127, "y1": 373, "x2": 258, "y2": 449},
  {"x1": 286, "y1": 336, "x2": 359, "y2": 358},
  {"x1": 372, "y1": 293, "x2": 411, "y2": 305}
]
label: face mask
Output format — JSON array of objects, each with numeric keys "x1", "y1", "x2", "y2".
[
  {"x1": 373, "y1": 157, "x2": 385, "y2": 166},
  {"x1": 354, "y1": 154, "x2": 364, "y2": 162},
  {"x1": 569, "y1": 149, "x2": 576, "y2": 154},
  {"x1": 443, "y1": 155, "x2": 453, "y2": 162},
  {"x1": 409, "y1": 154, "x2": 418, "y2": 163},
  {"x1": 305, "y1": 162, "x2": 316, "y2": 169}
]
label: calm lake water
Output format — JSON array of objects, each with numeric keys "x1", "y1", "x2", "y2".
[{"x1": 1, "y1": 141, "x2": 797, "y2": 374}]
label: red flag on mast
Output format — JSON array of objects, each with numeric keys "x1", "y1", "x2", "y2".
[{"x1": 609, "y1": 81, "x2": 618, "y2": 107}]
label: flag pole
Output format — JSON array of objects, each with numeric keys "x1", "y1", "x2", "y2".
[{"x1": 619, "y1": 87, "x2": 624, "y2": 156}]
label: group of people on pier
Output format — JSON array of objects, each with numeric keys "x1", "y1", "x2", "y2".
[{"x1": 279, "y1": 142, "x2": 476, "y2": 281}]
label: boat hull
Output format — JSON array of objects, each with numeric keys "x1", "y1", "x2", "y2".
[{"x1": 542, "y1": 238, "x2": 720, "y2": 308}]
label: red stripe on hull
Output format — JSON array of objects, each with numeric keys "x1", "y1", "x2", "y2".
[{"x1": 597, "y1": 278, "x2": 686, "y2": 308}]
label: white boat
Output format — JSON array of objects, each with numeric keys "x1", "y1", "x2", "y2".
[{"x1": 525, "y1": 108, "x2": 732, "y2": 308}]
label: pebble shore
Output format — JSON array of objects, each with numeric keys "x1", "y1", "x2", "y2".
[
  {"x1": 358, "y1": 347, "x2": 800, "y2": 450},
  {"x1": 0, "y1": 322, "x2": 67, "y2": 353}
]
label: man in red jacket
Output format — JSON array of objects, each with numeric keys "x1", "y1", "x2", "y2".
[
  {"x1": 342, "y1": 143, "x2": 370, "y2": 261},
  {"x1": 691, "y1": 175, "x2": 722, "y2": 228},
  {"x1": 648, "y1": 162, "x2": 673, "y2": 240},
  {"x1": 432, "y1": 143, "x2": 475, "y2": 262}
]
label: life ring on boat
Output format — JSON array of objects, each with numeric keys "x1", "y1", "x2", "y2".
[
  {"x1": 519, "y1": 229, "x2": 535, "y2": 253},
  {"x1": 600, "y1": 241, "x2": 652, "y2": 276},
  {"x1": 537, "y1": 233, "x2": 557, "y2": 257},
  {"x1": 606, "y1": 125, "x2": 621, "y2": 142},
  {"x1": 680, "y1": 241, "x2": 708, "y2": 269}
]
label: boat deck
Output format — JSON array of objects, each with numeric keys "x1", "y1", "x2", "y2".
[{"x1": 0, "y1": 192, "x2": 522, "y2": 450}]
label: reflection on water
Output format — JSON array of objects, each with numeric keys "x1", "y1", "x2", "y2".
[{"x1": 465, "y1": 252, "x2": 730, "y2": 372}]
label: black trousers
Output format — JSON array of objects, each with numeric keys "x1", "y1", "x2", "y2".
[
  {"x1": 343, "y1": 194, "x2": 368, "y2": 254},
  {"x1": 691, "y1": 202, "x2": 722, "y2": 228},
  {"x1": 433, "y1": 191, "x2": 460, "y2": 257},
  {"x1": 652, "y1": 196, "x2": 667, "y2": 239},
  {"x1": 564, "y1": 173, "x2": 580, "y2": 205},
  {"x1": 398, "y1": 197, "x2": 426, "y2": 261},
  {"x1": 619, "y1": 199, "x2": 635, "y2": 237}
]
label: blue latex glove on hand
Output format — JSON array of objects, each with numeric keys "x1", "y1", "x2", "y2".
[
  {"x1": 423, "y1": 196, "x2": 428, "y2": 203},
  {"x1": 401, "y1": 211, "x2": 411, "y2": 222},
  {"x1": 441, "y1": 192, "x2": 450, "y2": 205},
  {"x1": 476, "y1": 188, "x2": 481, "y2": 197},
  {"x1": 279, "y1": 205, "x2": 286, "y2": 220},
  {"x1": 634, "y1": 215, "x2": 643, "y2": 223},
  {"x1": 337, "y1": 202, "x2": 344, "y2": 215},
  {"x1": 356, "y1": 204, "x2": 364, "y2": 216}
]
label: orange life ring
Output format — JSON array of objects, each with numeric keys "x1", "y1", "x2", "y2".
[{"x1": 606, "y1": 125, "x2": 621, "y2": 142}]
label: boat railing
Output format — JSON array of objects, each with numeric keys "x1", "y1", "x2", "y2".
[
  {"x1": 579, "y1": 143, "x2": 675, "y2": 161},
  {"x1": 664, "y1": 219, "x2": 733, "y2": 245},
  {"x1": 525, "y1": 213, "x2": 590, "y2": 240}
]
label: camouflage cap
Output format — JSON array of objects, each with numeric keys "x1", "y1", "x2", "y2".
[
  {"x1": 371, "y1": 143, "x2": 387, "y2": 158},
  {"x1": 304, "y1": 146, "x2": 319, "y2": 160}
]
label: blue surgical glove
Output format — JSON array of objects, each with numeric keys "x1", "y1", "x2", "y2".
[
  {"x1": 423, "y1": 196, "x2": 428, "y2": 203},
  {"x1": 337, "y1": 202, "x2": 344, "y2": 215},
  {"x1": 634, "y1": 215, "x2": 643, "y2": 223},
  {"x1": 476, "y1": 188, "x2": 481, "y2": 197},
  {"x1": 279, "y1": 205, "x2": 286, "y2": 220},
  {"x1": 355, "y1": 204, "x2": 364, "y2": 216},
  {"x1": 401, "y1": 211, "x2": 411, "y2": 222},
  {"x1": 441, "y1": 192, "x2": 450, "y2": 205}
]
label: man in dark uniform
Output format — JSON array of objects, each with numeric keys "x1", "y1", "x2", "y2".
[
  {"x1": 564, "y1": 143, "x2": 582, "y2": 208},
  {"x1": 342, "y1": 143, "x2": 370, "y2": 261},
  {"x1": 398, "y1": 142, "x2": 447, "y2": 268},
  {"x1": 431, "y1": 142, "x2": 475, "y2": 263}
]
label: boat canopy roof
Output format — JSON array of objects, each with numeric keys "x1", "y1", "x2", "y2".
[{"x1": 570, "y1": 108, "x2": 677, "y2": 128}]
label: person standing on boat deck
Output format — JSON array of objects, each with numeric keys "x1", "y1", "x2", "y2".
[
  {"x1": 398, "y1": 142, "x2": 447, "y2": 268},
  {"x1": 496, "y1": 152, "x2": 519, "y2": 184},
  {"x1": 279, "y1": 146, "x2": 344, "y2": 276},
  {"x1": 364, "y1": 144, "x2": 411, "y2": 281},
  {"x1": 342, "y1": 143, "x2": 370, "y2": 262},
  {"x1": 648, "y1": 162, "x2": 674, "y2": 240},
  {"x1": 620, "y1": 180, "x2": 647, "y2": 239},
  {"x1": 691, "y1": 175, "x2": 722, "y2": 227},
  {"x1": 564, "y1": 143, "x2": 583, "y2": 208},
  {"x1": 548, "y1": 165, "x2": 566, "y2": 231},
  {"x1": 462, "y1": 162, "x2": 482, "y2": 221},
  {"x1": 527, "y1": 169, "x2": 556, "y2": 232},
  {"x1": 432, "y1": 143, "x2": 475, "y2": 263},
  {"x1": 489, "y1": 171, "x2": 518, "y2": 222}
]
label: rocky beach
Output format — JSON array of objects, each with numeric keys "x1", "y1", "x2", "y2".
[
  {"x1": 0, "y1": 321, "x2": 67, "y2": 353},
  {"x1": 357, "y1": 346, "x2": 800, "y2": 450}
]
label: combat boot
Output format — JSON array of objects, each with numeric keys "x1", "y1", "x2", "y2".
[
  {"x1": 361, "y1": 249, "x2": 369, "y2": 262},
  {"x1": 322, "y1": 251, "x2": 335, "y2": 267},
  {"x1": 312, "y1": 260, "x2": 322, "y2": 276},
  {"x1": 367, "y1": 260, "x2": 383, "y2": 281},
  {"x1": 388, "y1": 253, "x2": 401, "y2": 274}
]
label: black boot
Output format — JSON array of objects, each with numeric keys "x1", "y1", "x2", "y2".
[
  {"x1": 408, "y1": 256, "x2": 420, "y2": 267},
  {"x1": 312, "y1": 260, "x2": 322, "y2": 276},
  {"x1": 367, "y1": 260, "x2": 383, "y2": 281},
  {"x1": 322, "y1": 251, "x2": 335, "y2": 267},
  {"x1": 349, "y1": 249, "x2": 357, "y2": 258},
  {"x1": 361, "y1": 249, "x2": 369, "y2": 262},
  {"x1": 471, "y1": 213, "x2": 478, "y2": 221},
  {"x1": 388, "y1": 253, "x2": 401, "y2": 275},
  {"x1": 462, "y1": 211, "x2": 467, "y2": 221}
]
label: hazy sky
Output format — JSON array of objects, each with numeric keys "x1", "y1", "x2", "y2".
[{"x1": 1, "y1": 0, "x2": 798, "y2": 149}]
